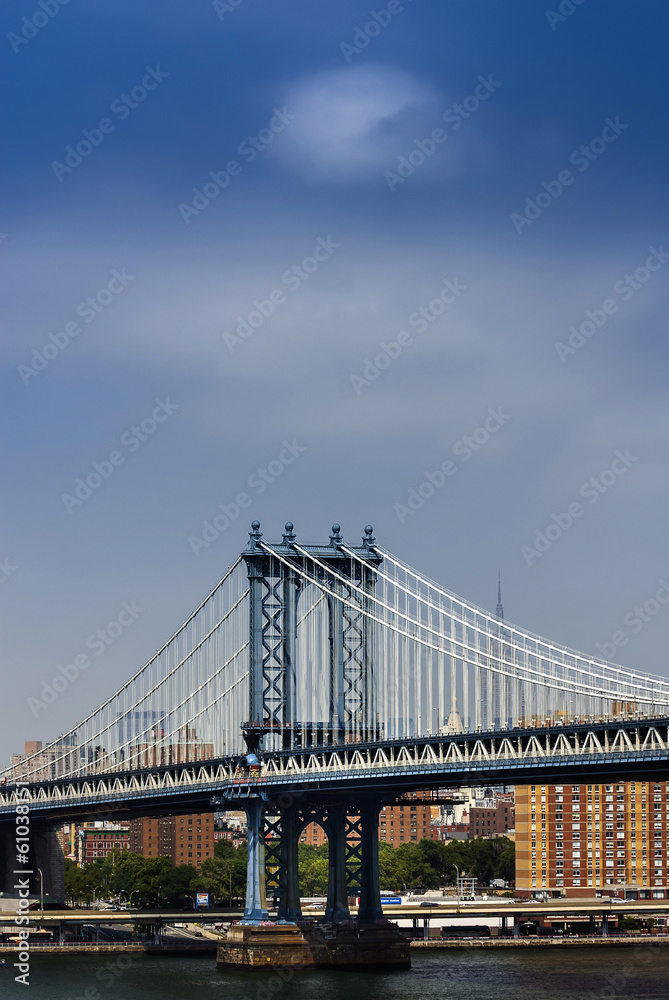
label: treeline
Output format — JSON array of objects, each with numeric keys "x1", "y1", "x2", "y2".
[
  {"x1": 64, "y1": 839, "x2": 247, "y2": 907},
  {"x1": 65, "y1": 835, "x2": 515, "y2": 905},
  {"x1": 298, "y1": 837, "x2": 515, "y2": 895}
]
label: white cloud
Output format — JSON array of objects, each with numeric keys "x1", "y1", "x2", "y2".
[{"x1": 271, "y1": 64, "x2": 441, "y2": 180}]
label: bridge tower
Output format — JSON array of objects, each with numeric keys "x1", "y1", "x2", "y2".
[
  {"x1": 226, "y1": 522, "x2": 408, "y2": 967},
  {"x1": 242, "y1": 519, "x2": 382, "y2": 749}
]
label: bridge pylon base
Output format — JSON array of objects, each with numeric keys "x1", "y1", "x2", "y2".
[{"x1": 216, "y1": 920, "x2": 410, "y2": 970}]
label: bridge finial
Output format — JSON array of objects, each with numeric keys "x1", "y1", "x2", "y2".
[
  {"x1": 330, "y1": 523, "x2": 343, "y2": 547},
  {"x1": 362, "y1": 524, "x2": 376, "y2": 550},
  {"x1": 282, "y1": 521, "x2": 296, "y2": 545},
  {"x1": 247, "y1": 520, "x2": 263, "y2": 551}
]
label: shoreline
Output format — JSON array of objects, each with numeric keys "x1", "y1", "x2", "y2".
[{"x1": 3, "y1": 935, "x2": 668, "y2": 954}]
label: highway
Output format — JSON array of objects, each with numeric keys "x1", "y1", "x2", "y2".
[{"x1": 5, "y1": 899, "x2": 669, "y2": 924}]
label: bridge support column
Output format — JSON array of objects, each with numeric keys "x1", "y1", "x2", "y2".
[
  {"x1": 325, "y1": 803, "x2": 351, "y2": 924},
  {"x1": 241, "y1": 798, "x2": 268, "y2": 924},
  {"x1": 513, "y1": 915, "x2": 520, "y2": 939},
  {"x1": 30, "y1": 824, "x2": 65, "y2": 904},
  {"x1": 277, "y1": 803, "x2": 302, "y2": 923},
  {"x1": 357, "y1": 799, "x2": 383, "y2": 923},
  {"x1": 602, "y1": 913, "x2": 609, "y2": 937},
  {"x1": 0, "y1": 825, "x2": 14, "y2": 896}
]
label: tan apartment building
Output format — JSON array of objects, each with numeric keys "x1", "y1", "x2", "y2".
[{"x1": 516, "y1": 779, "x2": 669, "y2": 898}]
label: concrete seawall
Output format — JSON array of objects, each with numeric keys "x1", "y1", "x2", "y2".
[
  {"x1": 0, "y1": 941, "x2": 217, "y2": 955},
  {"x1": 412, "y1": 936, "x2": 669, "y2": 948}
]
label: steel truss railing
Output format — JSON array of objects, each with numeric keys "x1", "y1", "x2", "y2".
[{"x1": 2, "y1": 718, "x2": 669, "y2": 820}]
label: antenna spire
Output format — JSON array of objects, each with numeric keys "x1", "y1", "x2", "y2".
[{"x1": 496, "y1": 569, "x2": 504, "y2": 620}]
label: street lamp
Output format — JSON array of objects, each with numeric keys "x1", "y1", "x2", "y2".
[
  {"x1": 129, "y1": 889, "x2": 141, "y2": 909},
  {"x1": 453, "y1": 864, "x2": 461, "y2": 913},
  {"x1": 36, "y1": 868, "x2": 44, "y2": 919}
]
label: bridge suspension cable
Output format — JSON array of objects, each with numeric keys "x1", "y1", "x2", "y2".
[{"x1": 4, "y1": 558, "x2": 250, "y2": 783}]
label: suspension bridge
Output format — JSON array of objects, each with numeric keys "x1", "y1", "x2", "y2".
[{"x1": 2, "y1": 521, "x2": 669, "y2": 961}]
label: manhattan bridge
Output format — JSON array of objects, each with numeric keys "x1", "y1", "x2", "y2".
[{"x1": 2, "y1": 520, "x2": 669, "y2": 925}]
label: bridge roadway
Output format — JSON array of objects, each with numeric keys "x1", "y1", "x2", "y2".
[
  {"x1": 5, "y1": 900, "x2": 669, "y2": 924},
  {"x1": 2, "y1": 717, "x2": 669, "y2": 824}
]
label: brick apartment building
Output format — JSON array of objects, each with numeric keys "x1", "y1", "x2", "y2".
[
  {"x1": 129, "y1": 813, "x2": 214, "y2": 867},
  {"x1": 470, "y1": 800, "x2": 515, "y2": 839},
  {"x1": 516, "y1": 779, "x2": 669, "y2": 898}
]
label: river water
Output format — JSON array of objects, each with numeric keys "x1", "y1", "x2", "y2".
[{"x1": 3, "y1": 947, "x2": 669, "y2": 1000}]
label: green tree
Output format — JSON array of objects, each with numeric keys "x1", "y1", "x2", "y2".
[
  {"x1": 494, "y1": 840, "x2": 515, "y2": 883},
  {"x1": 197, "y1": 841, "x2": 247, "y2": 905},
  {"x1": 296, "y1": 842, "x2": 329, "y2": 896}
]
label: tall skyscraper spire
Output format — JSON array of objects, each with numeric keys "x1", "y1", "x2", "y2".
[{"x1": 496, "y1": 569, "x2": 504, "y2": 620}]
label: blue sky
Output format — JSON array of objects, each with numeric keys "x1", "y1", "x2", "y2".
[{"x1": 2, "y1": 0, "x2": 669, "y2": 763}]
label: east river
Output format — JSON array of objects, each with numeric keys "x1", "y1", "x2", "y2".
[{"x1": 4, "y1": 947, "x2": 669, "y2": 999}]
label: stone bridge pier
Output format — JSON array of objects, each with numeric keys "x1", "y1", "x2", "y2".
[{"x1": 218, "y1": 790, "x2": 409, "y2": 969}]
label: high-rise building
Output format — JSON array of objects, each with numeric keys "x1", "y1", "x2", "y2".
[
  {"x1": 379, "y1": 797, "x2": 436, "y2": 846},
  {"x1": 11, "y1": 738, "x2": 102, "y2": 781},
  {"x1": 120, "y1": 726, "x2": 214, "y2": 769},
  {"x1": 128, "y1": 813, "x2": 215, "y2": 867},
  {"x1": 516, "y1": 779, "x2": 669, "y2": 899}
]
